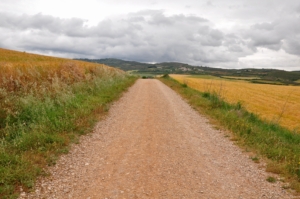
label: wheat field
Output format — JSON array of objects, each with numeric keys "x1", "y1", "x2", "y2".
[
  {"x1": 171, "y1": 74, "x2": 300, "y2": 131},
  {"x1": 0, "y1": 48, "x2": 137, "y2": 197},
  {"x1": 0, "y1": 48, "x2": 123, "y2": 92}
]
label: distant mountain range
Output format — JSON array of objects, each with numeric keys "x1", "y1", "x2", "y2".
[{"x1": 76, "y1": 58, "x2": 300, "y2": 85}]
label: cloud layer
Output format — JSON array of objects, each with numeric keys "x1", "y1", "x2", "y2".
[{"x1": 0, "y1": 0, "x2": 300, "y2": 70}]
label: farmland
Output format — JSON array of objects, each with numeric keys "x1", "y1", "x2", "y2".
[
  {"x1": 0, "y1": 48, "x2": 137, "y2": 198},
  {"x1": 171, "y1": 74, "x2": 300, "y2": 131},
  {"x1": 0, "y1": 49, "x2": 124, "y2": 93},
  {"x1": 81, "y1": 58, "x2": 300, "y2": 85},
  {"x1": 161, "y1": 75, "x2": 300, "y2": 193}
]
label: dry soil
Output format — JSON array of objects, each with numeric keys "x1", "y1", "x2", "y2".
[{"x1": 21, "y1": 79, "x2": 294, "y2": 199}]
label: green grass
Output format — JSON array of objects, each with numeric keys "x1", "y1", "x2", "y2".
[
  {"x1": 250, "y1": 79, "x2": 285, "y2": 85},
  {"x1": 250, "y1": 156, "x2": 260, "y2": 163},
  {"x1": 0, "y1": 75, "x2": 137, "y2": 198},
  {"x1": 267, "y1": 176, "x2": 277, "y2": 183},
  {"x1": 187, "y1": 75, "x2": 220, "y2": 79},
  {"x1": 221, "y1": 76, "x2": 260, "y2": 80},
  {"x1": 160, "y1": 76, "x2": 300, "y2": 194}
]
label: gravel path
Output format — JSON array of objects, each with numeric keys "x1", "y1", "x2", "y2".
[{"x1": 21, "y1": 79, "x2": 294, "y2": 199}]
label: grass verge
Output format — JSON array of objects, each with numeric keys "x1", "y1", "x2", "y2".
[
  {"x1": 160, "y1": 75, "x2": 300, "y2": 194},
  {"x1": 0, "y1": 75, "x2": 137, "y2": 198}
]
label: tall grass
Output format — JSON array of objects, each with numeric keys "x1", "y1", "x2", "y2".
[
  {"x1": 0, "y1": 48, "x2": 137, "y2": 198},
  {"x1": 160, "y1": 76, "x2": 300, "y2": 194}
]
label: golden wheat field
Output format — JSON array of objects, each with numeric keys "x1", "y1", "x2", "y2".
[
  {"x1": 171, "y1": 74, "x2": 300, "y2": 131},
  {"x1": 0, "y1": 48, "x2": 123, "y2": 92}
]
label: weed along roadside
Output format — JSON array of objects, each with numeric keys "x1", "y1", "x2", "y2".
[
  {"x1": 0, "y1": 49, "x2": 138, "y2": 198},
  {"x1": 159, "y1": 75, "x2": 300, "y2": 194}
]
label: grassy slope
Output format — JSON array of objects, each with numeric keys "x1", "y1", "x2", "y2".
[
  {"x1": 0, "y1": 49, "x2": 137, "y2": 198},
  {"x1": 160, "y1": 75, "x2": 300, "y2": 194}
]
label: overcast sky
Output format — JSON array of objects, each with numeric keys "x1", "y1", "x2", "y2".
[{"x1": 1, "y1": 0, "x2": 300, "y2": 70}]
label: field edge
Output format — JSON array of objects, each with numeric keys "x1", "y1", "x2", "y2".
[
  {"x1": 0, "y1": 75, "x2": 138, "y2": 199},
  {"x1": 159, "y1": 75, "x2": 300, "y2": 195}
]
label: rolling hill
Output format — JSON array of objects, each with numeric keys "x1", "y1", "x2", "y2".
[{"x1": 77, "y1": 58, "x2": 300, "y2": 85}]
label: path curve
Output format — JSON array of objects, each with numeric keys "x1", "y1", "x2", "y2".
[{"x1": 22, "y1": 79, "x2": 292, "y2": 199}]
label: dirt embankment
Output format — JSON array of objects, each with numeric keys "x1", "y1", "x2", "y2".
[{"x1": 21, "y1": 79, "x2": 292, "y2": 199}]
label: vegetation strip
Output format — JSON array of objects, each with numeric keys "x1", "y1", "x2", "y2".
[
  {"x1": 0, "y1": 75, "x2": 137, "y2": 198},
  {"x1": 0, "y1": 48, "x2": 138, "y2": 198},
  {"x1": 160, "y1": 75, "x2": 300, "y2": 193}
]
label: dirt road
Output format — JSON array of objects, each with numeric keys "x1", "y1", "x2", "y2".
[{"x1": 22, "y1": 79, "x2": 292, "y2": 198}]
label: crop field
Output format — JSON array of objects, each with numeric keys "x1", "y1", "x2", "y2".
[
  {"x1": 161, "y1": 75, "x2": 300, "y2": 193},
  {"x1": 171, "y1": 74, "x2": 300, "y2": 131},
  {"x1": 0, "y1": 48, "x2": 137, "y2": 197},
  {"x1": 0, "y1": 48, "x2": 123, "y2": 93}
]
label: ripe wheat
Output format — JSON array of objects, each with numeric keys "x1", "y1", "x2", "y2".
[{"x1": 171, "y1": 74, "x2": 300, "y2": 131}]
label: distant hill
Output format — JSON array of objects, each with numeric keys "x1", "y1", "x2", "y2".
[
  {"x1": 76, "y1": 58, "x2": 205, "y2": 74},
  {"x1": 76, "y1": 58, "x2": 152, "y2": 71},
  {"x1": 76, "y1": 58, "x2": 300, "y2": 85}
]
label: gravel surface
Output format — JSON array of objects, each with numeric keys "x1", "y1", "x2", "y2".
[{"x1": 21, "y1": 79, "x2": 295, "y2": 199}]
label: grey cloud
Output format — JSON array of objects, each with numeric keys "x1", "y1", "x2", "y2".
[
  {"x1": 0, "y1": 12, "x2": 86, "y2": 32},
  {"x1": 283, "y1": 37, "x2": 300, "y2": 55},
  {"x1": 148, "y1": 12, "x2": 173, "y2": 25},
  {"x1": 127, "y1": 16, "x2": 145, "y2": 23},
  {"x1": 0, "y1": 9, "x2": 296, "y2": 68},
  {"x1": 246, "y1": 22, "x2": 283, "y2": 50},
  {"x1": 0, "y1": 12, "x2": 146, "y2": 39},
  {"x1": 228, "y1": 45, "x2": 243, "y2": 52},
  {"x1": 252, "y1": 22, "x2": 275, "y2": 31},
  {"x1": 297, "y1": 5, "x2": 300, "y2": 13},
  {"x1": 280, "y1": 19, "x2": 300, "y2": 56},
  {"x1": 131, "y1": 10, "x2": 208, "y2": 26},
  {"x1": 188, "y1": 26, "x2": 225, "y2": 47},
  {"x1": 240, "y1": 3, "x2": 300, "y2": 57},
  {"x1": 199, "y1": 29, "x2": 224, "y2": 47},
  {"x1": 171, "y1": 15, "x2": 208, "y2": 23}
]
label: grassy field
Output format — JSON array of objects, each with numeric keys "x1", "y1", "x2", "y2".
[
  {"x1": 160, "y1": 75, "x2": 300, "y2": 194},
  {"x1": 171, "y1": 74, "x2": 300, "y2": 131},
  {"x1": 0, "y1": 48, "x2": 137, "y2": 198}
]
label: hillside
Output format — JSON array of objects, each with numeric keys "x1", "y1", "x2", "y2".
[
  {"x1": 0, "y1": 48, "x2": 137, "y2": 198},
  {"x1": 77, "y1": 58, "x2": 152, "y2": 71},
  {"x1": 76, "y1": 58, "x2": 203, "y2": 74},
  {"x1": 78, "y1": 58, "x2": 300, "y2": 85}
]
